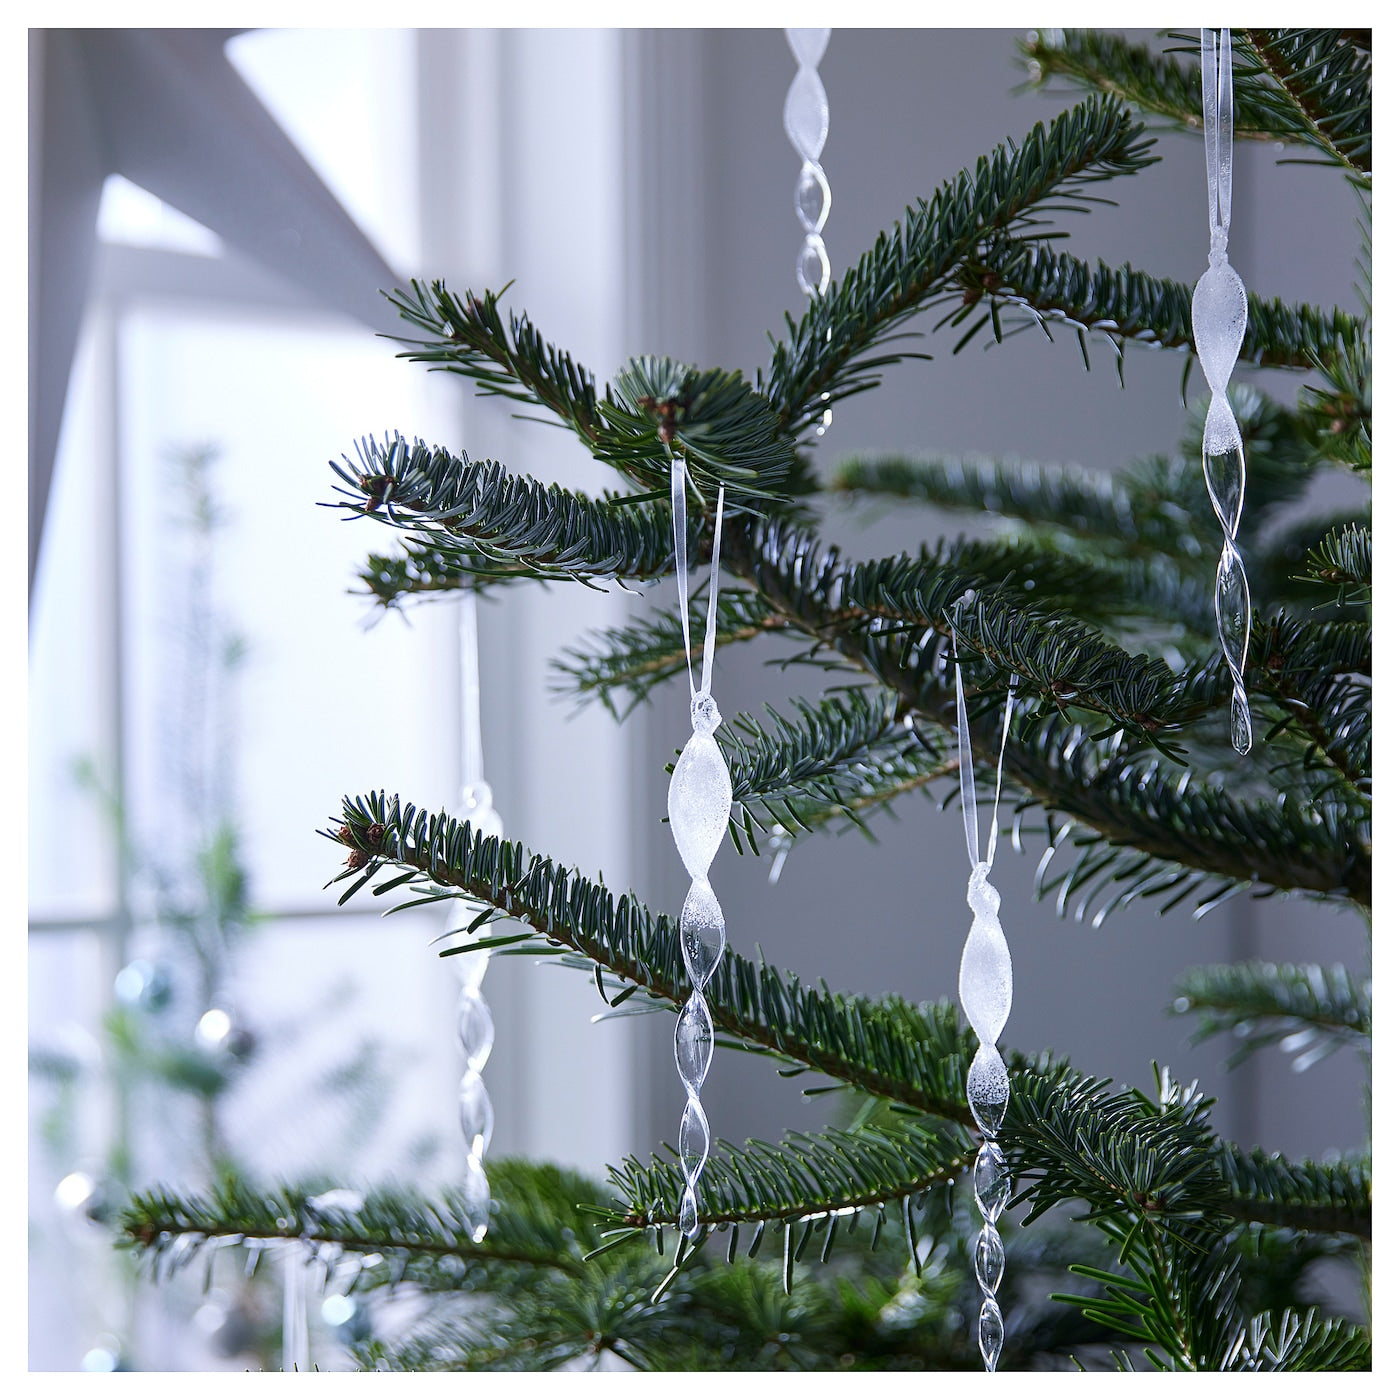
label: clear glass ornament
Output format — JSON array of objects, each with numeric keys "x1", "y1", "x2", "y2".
[
  {"x1": 667, "y1": 460, "x2": 731, "y2": 1241},
  {"x1": 446, "y1": 593, "x2": 505, "y2": 1242},
  {"x1": 953, "y1": 652, "x2": 1019, "y2": 1371},
  {"x1": 680, "y1": 877, "x2": 726, "y2": 987},
  {"x1": 967, "y1": 1042, "x2": 1009, "y2": 1138},
  {"x1": 797, "y1": 237, "x2": 831, "y2": 299},
  {"x1": 784, "y1": 28, "x2": 833, "y2": 299},
  {"x1": 975, "y1": 1222, "x2": 1005, "y2": 1294},
  {"x1": 1192, "y1": 28, "x2": 1253, "y2": 754},
  {"x1": 675, "y1": 991, "x2": 715, "y2": 1089},
  {"x1": 978, "y1": 1297, "x2": 1005, "y2": 1372},
  {"x1": 795, "y1": 161, "x2": 830, "y2": 234}
]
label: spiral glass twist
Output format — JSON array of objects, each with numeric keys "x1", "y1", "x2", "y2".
[
  {"x1": 784, "y1": 28, "x2": 832, "y2": 299},
  {"x1": 451, "y1": 781, "x2": 501, "y2": 1243},
  {"x1": 667, "y1": 459, "x2": 731, "y2": 1239},
  {"x1": 963, "y1": 865, "x2": 1012, "y2": 1372},
  {"x1": 953, "y1": 645, "x2": 1018, "y2": 1371},
  {"x1": 1190, "y1": 27, "x2": 1252, "y2": 754}
]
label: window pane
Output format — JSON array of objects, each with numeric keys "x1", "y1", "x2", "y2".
[
  {"x1": 226, "y1": 30, "x2": 419, "y2": 274},
  {"x1": 29, "y1": 313, "x2": 120, "y2": 922},
  {"x1": 117, "y1": 306, "x2": 460, "y2": 914}
]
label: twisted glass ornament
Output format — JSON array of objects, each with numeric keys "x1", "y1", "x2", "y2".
[
  {"x1": 445, "y1": 593, "x2": 500, "y2": 1243},
  {"x1": 784, "y1": 28, "x2": 832, "y2": 299},
  {"x1": 953, "y1": 637, "x2": 1018, "y2": 1372},
  {"x1": 1191, "y1": 27, "x2": 1252, "y2": 754},
  {"x1": 667, "y1": 458, "x2": 730, "y2": 1240}
]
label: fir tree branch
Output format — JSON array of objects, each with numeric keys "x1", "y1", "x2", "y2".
[
  {"x1": 323, "y1": 806, "x2": 1369, "y2": 1244},
  {"x1": 1224, "y1": 1310, "x2": 1371, "y2": 1371},
  {"x1": 1216, "y1": 1146, "x2": 1371, "y2": 1240},
  {"x1": 834, "y1": 387, "x2": 1340, "y2": 573},
  {"x1": 1019, "y1": 1068, "x2": 1369, "y2": 1367},
  {"x1": 833, "y1": 452, "x2": 1146, "y2": 546},
  {"x1": 1020, "y1": 29, "x2": 1371, "y2": 182},
  {"x1": 327, "y1": 792, "x2": 980, "y2": 1121},
  {"x1": 1251, "y1": 615, "x2": 1370, "y2": 797},
  {"x1": 1010, "y1": 1067, "x2": 1230, "y2": 1229},
  {"x1": 1296, "y1": 523, "x2": 1370, "y2": 606},
  {"x1": 1236, "y1": 30, "x2": 1372, "y2": 180},
  {"x1": 1170, "y1": 960, "x2": 1370, "y2": 1071},
  {"x1": 552, "y1": 588, "x2": 794, "y2": 719},
  {"x1": 719, "y1": 689, "x2": 956, "y2": 853},
  {"x1": 1252, "y1": 512, "x2": 1371, "y2": 615},
  {"x1": 120, "y1": 1167, "x2": 596, "y2": 1284},
  {"x1": 605, "y1": 1118, "x2": 973, "y2": 1234},
  {"x1": 326, "y1": 434, "x2": 684, "y2": 590},
  {"x1": 1295, "y1": 331, "x2": 1371, "y2": 471},
  {"x1": 383, "y1": 282, "x2": 801, "y2": 503},
  {"x1": 726, "y1": 518, "x2": 1370, "y2": 906},
  {"x1": 1019, "y1": 29, "x2": 1288, "y2": 144},
  {"x1": 763, "y1": 95, "x2": 1157, "y2": 434},
  {"x1": 969, "y1": 237, "x2": 1365, "y2": 374}
]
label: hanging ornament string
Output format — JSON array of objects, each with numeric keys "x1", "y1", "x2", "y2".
[
  {"x1": 952, "y1": 627, "x2": 1018, "y2": 1373},
  {"x1": 666, "y1": 458, "x2": 731, "y2": 1240},
  {"x1": 446, "y1": 592, "x2": 501, "y2": 1244},
  {"x1": 1190, "y1": 27, "x2": 1253, "y2": 754}
]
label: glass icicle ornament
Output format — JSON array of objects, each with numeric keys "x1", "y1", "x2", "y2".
[
  {"x1": 952, "y1": 625, "x2": 1019, "y2": 1372},
  {"x1": 667, "y1": 456, "x2": 730, "y2": 1240},
  {"x1": 443, "y1": 592, "x2": 501, "y2": 1243},
  {"x1": 282, "y1": 1248, "x2": 309, "y2": 1372},
  {"x1": 451, "y1": 780, "x2": 501, "y2": 1243},
  {"x1": 784, "y1": 28, "x2": 832, "y2": 301},
  {"x1": 1191, "y1": 27, "x2": 1253, "y2": 754}
]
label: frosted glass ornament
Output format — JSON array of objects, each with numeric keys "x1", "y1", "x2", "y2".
[
  {"x1": 967, "y1": 1042, "x2": 1010, "y2": 1138},
  {"x1": 783, "y1": 28, "x2": 833, "y2": 300},
  {"x1": 1193, "y1": 28, "x2": 1253, "y2": 754},
  {"x1": 783, "y1": 68, "x2": 829, "y2": 163},
  {"x1": 1191, "y1": 260, "x2": 1247, "y2": 394},
  {"x1": 785, "y1": 26, "x2": 829, "y2": 67},
  {"x1": 681, "y1": 878, "x2": 726, "y2": 988},
  {"x1": 668, "y1": 724, "x2": 732, "y2": 879},
  {"x1": 667, "y1": 461, "x2": 732, "y2": 1240},
  {"x1": 951, "y1": 655, "x2": 1019, "y2": 1371},
  {"x1": 959, "y1": 865, "x2": 1012, "y2": 1045}
]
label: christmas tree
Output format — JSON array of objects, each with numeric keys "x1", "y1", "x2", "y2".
[{"x1": 119, "y1": 29, "x2": 1370, "y2": 1370}]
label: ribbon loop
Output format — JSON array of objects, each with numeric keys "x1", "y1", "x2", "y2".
[
  {"x1": 672, "y1": 459, "x2": 726, "y2": 700},
  {"x1": 1202, "y1": 28, "x2": 1234, "y2": 249},
  {"x1": 952, "y1": 629, "x2": 1018, "y2": 872},
  {"x1": 671, "y1": 457, "x2": 695, "y2": 697}
]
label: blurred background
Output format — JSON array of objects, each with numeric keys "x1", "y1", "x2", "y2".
[{"x1": 28, "y1": 28, "x2": 1369, "y2": 1370}]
